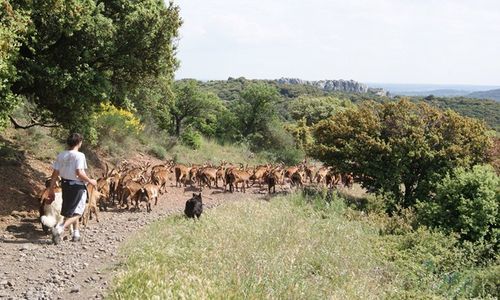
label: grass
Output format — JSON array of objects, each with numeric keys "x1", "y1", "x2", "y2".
[
  {"x1": 109, "y1": 191, "x2": 499, "y2": 299},
  {"x1": 5, "y1": 127, "x2": 64, "y2": 163},
  {"x1": 167, "y1": 137, "x2": 267, "y2": 165},
  {"x1": 110, "y1": 194, "x2": 395, "y2": 299}
]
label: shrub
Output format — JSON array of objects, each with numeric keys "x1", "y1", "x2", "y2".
[
  {"x1": 416, "y1": 165, "x2": 499, "y2": 257},
  {"x1": 148, "y1": 144, "x2": 167, "y2": 159},
  {"x1": 180, "y1": 127, "x2": 201, "y2": 150},
  {"x1": 310, "y1": 100, "x2": 492, "y2": 210},
  {"x1": 250, "y1": 119, "x2": 305, "y2": 164},
  {"x1": 299, "y1": 186, "x2": 347, "y2": 214},
  {"x1": 93, "y1": 102, "x2": 143, "y2": 145}
]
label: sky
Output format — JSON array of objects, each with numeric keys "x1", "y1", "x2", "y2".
[{"x1": 173, "y1": 0, "x2": 500, "y2": 86}]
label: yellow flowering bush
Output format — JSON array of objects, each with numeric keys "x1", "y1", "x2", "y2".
[{"x1": 93, "y1": 102, "x2": 143, "y2": 144}]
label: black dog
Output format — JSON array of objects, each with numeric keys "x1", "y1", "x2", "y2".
[{"x1": 184, "y1": 193, "x2": 203, "y2": 219}]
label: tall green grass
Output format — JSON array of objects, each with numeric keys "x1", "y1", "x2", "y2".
[
  {"x1": 110, "y1": 195, "x2": 395, "y2": 299},
  {"x1": 110, "y1": 191, "x2": 499, "y2": 299},
  {"x1": 167, "y1": 137, "x2": 267, "y2": 165}
]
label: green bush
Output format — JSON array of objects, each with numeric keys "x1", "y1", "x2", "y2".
[
  {"x1": 249, "y1": 119, "x2": 305, "y2": 164},
  {"x1": 148, "y1": 144, "x2": 167, "y2": 159},
  {"x1": 416, "y1": 165, "x2": 499, "y2": 257},
  {"x1": 180, "y1": 127, "x2": 201, "y2": 150}
]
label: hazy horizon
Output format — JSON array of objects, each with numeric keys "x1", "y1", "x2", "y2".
[
  {"x1": 174, "y1": 0, "x2": 500, "y2": 86},
  {"x1": 175, "y1": 75, "x2": 500, "y2": 91}
]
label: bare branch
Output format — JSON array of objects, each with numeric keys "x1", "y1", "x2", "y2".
[{"x1": 9, "y1": 115, "x2": 60, "y2": 130}]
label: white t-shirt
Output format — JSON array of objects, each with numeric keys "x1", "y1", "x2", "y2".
[{"x1": 53, "y1": 150, "x2": 88, "y2": 181}]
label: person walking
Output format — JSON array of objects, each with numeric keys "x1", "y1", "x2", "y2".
[{"x1": 48, "y1": 133, "x2": 97, "y2": 244}]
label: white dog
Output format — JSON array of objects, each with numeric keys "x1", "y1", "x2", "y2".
[{"x1": 39, "y1": 188, "x2": 64, "y2": 233}]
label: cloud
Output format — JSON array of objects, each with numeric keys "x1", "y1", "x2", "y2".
[{"x1": 173, "y1": 0, "x2": 500, "y2": 85}]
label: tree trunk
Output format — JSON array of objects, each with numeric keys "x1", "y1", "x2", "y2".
[
  {"x1": 175, "y1": 116, "x2": 182, "y2": 136},
  {"x1": 403, "y1": 182, "x2": 415, "y2": 208}
]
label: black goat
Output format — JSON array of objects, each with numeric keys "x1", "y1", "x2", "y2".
[{"x1": 184, "y1": 193, "x2": 203, "y2": 218}]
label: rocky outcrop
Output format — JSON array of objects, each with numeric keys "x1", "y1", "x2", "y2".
[
  {"x1": 276, "y1": 77, "x2": 369, "y2": 93},
  {"x1": 368, "y1": 88, "x2": 390, "y2": 97}
]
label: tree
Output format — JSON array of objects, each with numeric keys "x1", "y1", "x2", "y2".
[
  {"x1": 416, "y1": 165, "x2": 499, "y2": 252},
  {"x1": 310, "y1": 100, "x2": 492, "y2": 210},
  {"x1": 284, "y1": 118, "x2": 313, "y2": 150},
  {"x1": 4, "y1": 0, "x2": 181, "y2": 137},
  {"x1": 288, "y1": 96, "x2": 352, "y2": 125},
  {"x1": 231, "y1": 83, "x2": 280, "y2": 138},
  {"x1": 170, "y1": 80, "x2": 223, "y2": 136},
  {"x1": 0, "y1": 1, "x2": 29, "y2": 129}
]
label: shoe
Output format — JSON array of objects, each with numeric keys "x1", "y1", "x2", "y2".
[
  {"x1": 72, "y1": 235, "x2": 81, "y2": 242},
  {"x1": 51, "y1": 225, "x2": 63, "y2": 245}
]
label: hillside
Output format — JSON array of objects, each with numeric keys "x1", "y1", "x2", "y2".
[
  {"x1": 467, "y1": 88, "x2": 500, "y2": 101},
  {"x1": 415, "y1": 96, "x2": 500, "y2": 132},
  {"x1": 192, "y1": 77, "x2": 500, "y2": 132},
  {"x1": 194, "y1": 77, "x2": 388, "y2": 102}
]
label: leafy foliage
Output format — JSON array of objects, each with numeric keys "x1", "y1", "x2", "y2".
[
  {"x1": 416, "y1": 165, "x2": 499, "y2": 257},
  {"x1": 258, "y1": 119, "x2": 305, "y2": 165},
  {"x1": 180, "y1": 126, "x2": 201, "y2": 150},
  {"x1": 414, "y1": 95, "x2": 500, "y2": 132},
  {"x1": 284, "y1": 118, "x2": 313, "y2": 151},
  {"x1": 231, "y1": 83, "x2": 281, "y2": 138},
  {"x1": 171, "y1": 80, "x2": 224, "y2": 136},
  {"x1": 310, "y1": 100, "x2": 492, "y2": 210},
  {"x1": 288, "y1": 96, "x2": 352, "y2": 125},
  {"x1": 3, "y1": 0, "x2": 181, "y2": 137},
  {"x1": 0, "y1": 1, "x2": 29, "y2": 129}
]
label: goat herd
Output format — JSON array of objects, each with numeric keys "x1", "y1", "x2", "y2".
[{"x1": 38, "y1": 160, "x2": 354, "y2": 232}]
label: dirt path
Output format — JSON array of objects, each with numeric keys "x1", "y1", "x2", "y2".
[{"x1": 0, "y1": 184, "x2": 269, "y2": 300}]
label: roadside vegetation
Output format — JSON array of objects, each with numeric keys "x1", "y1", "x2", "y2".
[{"x1": 111, "y1": 191, "x2": 498, "y2": 299}]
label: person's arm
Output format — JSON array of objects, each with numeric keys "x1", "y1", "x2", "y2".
[
  {"x1": 48, "y1": 169, "x2": 59, "y2": 201},
  {"x1": 76, "y1": 169, "x2": 97, "y2": 187}
]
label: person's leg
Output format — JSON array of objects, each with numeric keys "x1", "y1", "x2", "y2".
[
  {"x1": 53, "y1": 185, "x2": 85, "y2": 244},
  {"x1": 72, "y1": 217, "x2": 81, "y2": 241},
  {"x1": 65, "y1": 215, "x2": 82, "y2": 240},
  {"x1": 53, "y1": 215, "x2": 78, "y2": 236}
]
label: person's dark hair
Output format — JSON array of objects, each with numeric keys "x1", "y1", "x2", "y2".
[{"x1": 66, "y1": 133, "x2": 83, "y2": 148}]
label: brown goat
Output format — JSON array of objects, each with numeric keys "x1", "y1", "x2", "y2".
[
  {"x1": 152, "y1": 170, "x2": 169, "y2": 194},
  {"x1": 290, "y1": 170, "x2": 306, "y2": 187},
  {"x1": 263, "y1": 169, "x2": 278, "y2": 194},
  {"x1": 82, "y1": 184, "x2": 101, "y2": 227},
  {"x1": 136, "y1": 184, "x2": 159, "y2": 212},
  {"x1": 250, "y1": 165, "x2": 268, "y2": 188},
  {"x1": 304, "y1": 165, "x2": 316, "y2": 184},
  {"x1": 227, "y1": 169, "x2": 251, "y2": 193},
  {"x1": 315, "y1": 167, "x2": 329, "y2": 186},
  {"x1": 97, "y1": 177, "x2": 111, "y2": 211},
  {"x1": 198, "y1": 167, "x2": 218, "y2": 189},
  {"x1": 174, "y1": 164, "x2": 191, "y2": 187},
  {"x1": 121, "y1": 181, "x2": 143, "y2": 210}
]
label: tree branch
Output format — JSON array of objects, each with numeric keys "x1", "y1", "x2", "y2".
[{"x1": 9, "y1": 115, "x2": 60, "y2": 130}]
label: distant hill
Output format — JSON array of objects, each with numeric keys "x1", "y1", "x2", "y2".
[
  {"x1": 193, "y1": 77, "x2": 389, "y2": 102},
  {"x1": 369, "y1": 83, "x2": 500, "y2": 98},
  {"x1": 413, "y1": 96, "x2": 500, "y2": 132},
  {"x1": 394, "y1": 89, "x2": 471, "y2": 97},
  {"x1": 467, "y1": 89, "x2": 500, "y2": 101},
  {"x1": 187, "y1": 77, "x2": 500, "y2": 132}
]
